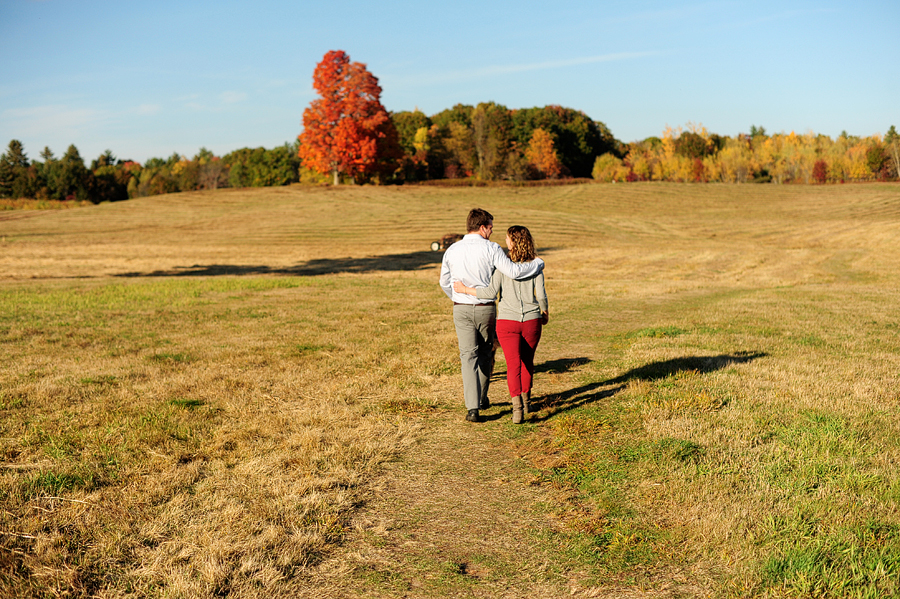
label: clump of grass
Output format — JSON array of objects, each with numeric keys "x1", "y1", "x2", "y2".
[
  {"x1": 761, "y1": 519, "x2": 900, "y2": 597},
  {"x1": 380, "y1": 396, "x2": 438, "y2": 415},
  {"x1": 424, "y1": 359, "x2": 457, "y2": 376},
  {"x1": 794, "y1": 333, "x2": 826, "y2": 347},
  {"x1": 626, "y1": 326, "x2": 687, "y2": 339},
  {"x1": 79, "y1": 374, "x2": 118, "y2": 386},
  {"x1": 147, "y1": 352, "x2": 191, "y2": 363},
  {"x1": 292, "y1": 343, "x2": 334, "y2": 356},
  {"x1": 651, "y1": 437, "x2": 705, "y2": 463},
  {"x1": 633, "y1": 370, "x2": 730, "y2": 417},
  {"x1": 17, "y1": 466, "x2": 110, "y2": 500},
  {"x1": 0, "y1": 392, "x2": 26, "y2": 410},
  {"x1": 168, "y1": 398, "x2": 205, "y2": 410}
]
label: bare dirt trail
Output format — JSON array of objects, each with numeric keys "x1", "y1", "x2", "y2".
[
  {"x1": 297, "y1": 397, "x2": 687, "y2": 599},
  {"x1": 298, "y1": 401, "x2": 592, "y2": 598}
]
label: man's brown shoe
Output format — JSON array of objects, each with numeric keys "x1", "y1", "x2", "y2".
[{"x1": 466, "y1": 409, "x2": 481, "y2": 422}]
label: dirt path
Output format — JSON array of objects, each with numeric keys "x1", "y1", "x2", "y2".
[{"x1": 298, "y1": 400, "x2": 592, "y2": 598}]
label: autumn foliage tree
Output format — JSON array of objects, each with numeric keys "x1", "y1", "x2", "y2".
[
  {"x1": 525, "y1": 128, "x2": 562, "y2": 179},
  {"x1": 298, "y1": 50, "x2": 401, "y2": 185}
]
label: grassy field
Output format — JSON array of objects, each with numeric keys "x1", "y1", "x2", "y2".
[{"x1": 1, "y1": 182, "x2": 899, "y2": 597}]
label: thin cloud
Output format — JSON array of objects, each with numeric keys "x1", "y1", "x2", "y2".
[
  {"x1": 136, "y1": 104, "x2": 161, "y2": 115},
  {"x1": 476, "y1": 52, "x2": 658, "y2": 76},
  {"x1": 391, "y1": 52, "x2": 656, "y2": 86},
  {"x1": 221, "y1": 91, "x2": 247, "y2": 104},
  {"x1": 0, "y1": 104, "x2": 101, "y2": 139},
  {"x1": 180, "y1": 92, "x2": 248, "y2": 111},
  {"x1": 601, "y1": 2, "x2": 732, "y2": 26},
  {"x1": 607, "y1": 3, "x2": 838, "y2": 33},
  {"x1": 726, "y1": 7, "x2": 839, "y2": 30}
]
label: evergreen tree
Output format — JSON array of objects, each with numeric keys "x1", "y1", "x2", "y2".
[
  {"x1": 0, "y1": 140, "x2": 30, "y2": 197},
  {"x1": 56, "y1": 144, "x2": 92, "y2": 201}
]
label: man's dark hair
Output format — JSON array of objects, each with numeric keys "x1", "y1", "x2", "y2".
[{"x1": 467, "y1": 208, "x2": 493, "y2": 232}]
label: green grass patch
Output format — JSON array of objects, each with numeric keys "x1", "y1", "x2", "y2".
[
  {"x1": 776, "y1": 411, "x2": 869, "y2": 458},
  {"x1": 625, "y1": 326, "x2": 688, "y2": 339},
  {"x1": 650, "y1": 437, "x2": 705, "y2": 464},
  {"x1": 293, "y1": 343, "x2": 335, "y2": 356},
  {"x1": 761, "y1": 519, "x2": 900, "y2": 598},
  {"x1": 0, "y1": 392, "x2": 26, "y2": 410},
  {"x1": 147, "y1": 352, "x2": 191, "y2": 364},
  {"x1": 794, "y1": 333, "x2": 826, "y2": 347},
  {"x1": 168, "y1": 398, "x2": 205, "y2": 410},
  {"x1": 79, "y1": 374, "x2": 119, "y2": 386},
  {"x1": 18, "y1": 467, "x2": 108, "y2": 500}
]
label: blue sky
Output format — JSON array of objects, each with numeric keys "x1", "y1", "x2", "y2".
[{"x1": 1, "y1": 0, "x2": 897, "y2": 164}]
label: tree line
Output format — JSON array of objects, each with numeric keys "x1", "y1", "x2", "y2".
[
  {"x1": 295, "y1": 50, "x2": 900, "y2": 187},
  {"x1": 3, "y1": 122, "x2": 898, "y2": 205},
  {"x1": 296, "y1": 50, "x2": 617, "y2": 185},
  {"x1": 390, "y1": 103, "x2": 618, "y2": 182},
  {"x1": 595, "y1": 124, "x2": 900, "y2": 184},
  {"x1": 0, "y1": 141, "x2": 307, "y2": 204},
  {"x1": 0, "y1": 99, "x2": 620, "y2": 203},
  {"x1": 2, "y1": 47, "x2": 898, "y2": 203}
]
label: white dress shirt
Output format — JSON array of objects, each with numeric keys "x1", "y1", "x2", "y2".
[{"x1": 439, "y1": 233, "x2": 544, "y2": 304}]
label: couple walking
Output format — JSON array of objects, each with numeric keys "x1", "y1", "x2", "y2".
[{"x1": 439, "y1": 208, "x2": 549, "y2": 424}]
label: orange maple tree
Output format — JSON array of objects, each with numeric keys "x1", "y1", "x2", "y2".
[
  {"x1": 298, "y1": 50, "x2": 400, "y2": 185},
  {"x1": 525, "y1": 128, "x2": 562, "y2": 179}
]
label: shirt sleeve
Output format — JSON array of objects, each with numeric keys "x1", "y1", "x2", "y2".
[
  {"x1": 490, "y1": 244, "x2": 544, "y2": 280},
  {"x1": 534, "y1": 272, "x2": 548, "y2": 314},
  {"x1": 438, "y1": 254, "x2": 453, "y2": 299},
  {"x1": 475, "y1": 270, "x2": 502, "y2": 301}
]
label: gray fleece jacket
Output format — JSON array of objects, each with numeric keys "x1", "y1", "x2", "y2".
[{"x1": 475, "y1": 267, "x2": 548, "y2": 322}]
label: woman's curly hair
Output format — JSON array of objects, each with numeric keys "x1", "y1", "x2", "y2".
[{"x1": 507, "y1": 225, "x2": 536, "y2": 262}]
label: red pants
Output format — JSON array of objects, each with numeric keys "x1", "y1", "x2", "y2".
[{"x1": 496, "y1": 318, "x2": 542, "y2": 397}]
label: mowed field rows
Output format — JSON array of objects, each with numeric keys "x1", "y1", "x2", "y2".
[{"x1": 1, "y1": 182, "x2": 899, "y2": 598}]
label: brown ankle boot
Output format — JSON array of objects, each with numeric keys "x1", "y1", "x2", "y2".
[
  {"x1": 521, "y1": 390, "x2": 531, "y2": 416},
  {"x1": 511, "y1": 395, "x2": 523, "y2": 424}
]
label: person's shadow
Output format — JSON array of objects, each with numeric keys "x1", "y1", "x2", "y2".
[
  {"x1": 490, "y1": 351, "x2": 767, "y2": 422},
  {"x1": 491, "y1": 356, "x2": 591, "y2": 380},
  {"x1": 484, "y1": 356, "x2": 592, "y2": 421}
]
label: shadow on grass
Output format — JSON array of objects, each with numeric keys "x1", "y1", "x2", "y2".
[
  {"x1": 529, "y1": 351, "x2": 767, "y2": 422},
  {"x1": 493, "y1": 356, "x2": 591, "y2": 380},
  {"x1": 536, "y1": 357, "x2": 593, "y2": 374},
  {"x1": 115, "y1": 251, "x2": 443, "y2": 278},
  {"x1": 604, "y1": 351, "x2": 767, "y2": 385}
]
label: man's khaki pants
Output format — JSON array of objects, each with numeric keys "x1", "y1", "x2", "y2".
[{"x1": 453, "y1": 304, "x2": 496, "y2": 411}]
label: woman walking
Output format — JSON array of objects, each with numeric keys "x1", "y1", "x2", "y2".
[{"x1": 454, "y1": 226, "x2": 548, "y2": 423}]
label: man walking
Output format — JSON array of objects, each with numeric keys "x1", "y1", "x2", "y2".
[{"x1": 439, "y1": 208, "x2": 544, "y2": 422}]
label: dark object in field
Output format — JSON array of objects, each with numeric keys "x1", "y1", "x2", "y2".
[{"x1": 431, "y1": 234, "x2": 463, "y2": 251}]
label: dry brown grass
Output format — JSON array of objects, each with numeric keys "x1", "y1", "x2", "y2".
[
  {"x1": 2, "y1": 181, "x2": 900, "y2": 597},
  {"x1": 0, "y1": 198, "x2": 93, "y2": 211},
  {"x1": 0, "y1": 274, "x2": 426, "y2": 597}
]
